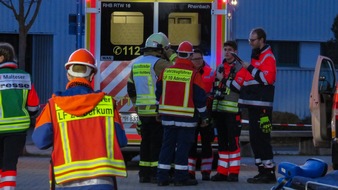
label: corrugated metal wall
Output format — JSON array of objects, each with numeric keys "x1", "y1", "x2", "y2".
[
  {"x1": 32, "y1": 35, "x2": 53, "y2": 104},
  {"x1": 274, "y1": 68, "x2": 314, "y2": 119},
  {"x1": 31, "y1": 0, "x2": 79, "y2": 93},
  {"x1": 234, "y1": 0, "x2": 338, "y2": 42},
  {"x1": 0, "y1": 1, "x2": 81, "y2": 103}
]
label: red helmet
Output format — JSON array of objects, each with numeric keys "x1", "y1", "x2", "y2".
[
  {"x1": 177, "y1": 41, "x2": 194, "y2": 54},
  {"x1": 65, "y1": 49, "x2": 97, "y2": 75},
  {"x1": 177, "y1": 41, "x2": 194, "y2": 58}
]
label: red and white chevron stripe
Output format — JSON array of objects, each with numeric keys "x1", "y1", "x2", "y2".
[{"x1": 99, "y1": 60, "x2": 137, "y2": 130}]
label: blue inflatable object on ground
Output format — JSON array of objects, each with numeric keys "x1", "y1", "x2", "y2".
[
  {"x1": 290, "y1": 170, "x2": 338, "y2": 190},
  {"x1": 272, "y1": 158, "x2": 328, "y2": 190}
]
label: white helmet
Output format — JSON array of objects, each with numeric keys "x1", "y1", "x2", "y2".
[{"x1": 144, "y1": 32, "x2": 170, "y2": 49}]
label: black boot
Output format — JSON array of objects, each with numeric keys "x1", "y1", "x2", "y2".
[
  {"x1": 189, "y1": 173, "x2": 196, "y2": 180},
  {"x1": 247, "y1": 165, "x2": 264, "y2": 181},
  {"x1": 247, "y1": 167, "x2": 276, "y2": 184},
  {"x1": 227, "y1": 173, "x2": 239, "y2": 182},
  {"x1": 201, "y1": 172, "x2": 210, "y2": 181},
  {"x1": 150, "y1": 167, "x2": 158, "y2": 183},
  {"x1": 211, "y1": 173, "x2": 228, "y2": 181},
  {"x1": 139, "y1": 167, "x2": 151, "y2": 183}
]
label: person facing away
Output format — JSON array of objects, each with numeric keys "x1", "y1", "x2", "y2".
[
  {"x1": 0, "y1": 42, "x2": 40, "y2": 190},
  {"x1": 238, "y1": 27, "x2": 277, "y2": 184},
  {"x1": 127, "y1": 32, "x2": 177, "y2": 184},
  {"x1": 188, "y1": 48, "x2": 215, "y2": 181},
  {"x1": 32, "y1": 49, "x2": 127, "y2": 190},
  {"x1": 156, "y1": 41, "x2": 208, "y2": 187},
  {"x1": 210, "y1": 41, "x2": 246, "y2": 182}
]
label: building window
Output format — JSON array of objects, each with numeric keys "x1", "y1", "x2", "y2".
[{"x1": 269, "y1": 41, "x2": 299, "y2": 67}]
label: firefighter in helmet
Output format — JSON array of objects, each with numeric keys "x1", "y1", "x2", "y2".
[
  {"x1": 127, "y1": 32, "x2": 177, "y2": 183},
  {"x1": 156, "y1": 41, "x2": 208, "y2": 186},
  {"x1": 33, "y1": 49, "x2": 128, "y2": 189}
]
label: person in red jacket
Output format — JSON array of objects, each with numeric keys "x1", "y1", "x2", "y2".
[
  {"x1": 0, "y1": 42, "x2": 40, "y2": 190},
  {"x1": 188, "y1": 48, "x2": 215, "y2": 181},
  {"x1": 238, "y1": 27, "x2": 277, "y2": 184},
  {"x1": 32, "y1": 49, "x2": 127, "y2": 190},
  {"x1": 210, "y1": 41, "x2": 246, "y2": 182},
  {"x1": 156, "y1": 41, "x2": 208, "y2": 186}
]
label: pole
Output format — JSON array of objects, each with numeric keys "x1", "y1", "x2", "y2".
[
  {"x1": 227, "y1": 4, "x2": 232, "y2": 40},
  {"x1": 76, "y1": 0, "x2": 83, "y2": 48}
]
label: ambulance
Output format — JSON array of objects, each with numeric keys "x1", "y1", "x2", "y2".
[{"x1": 84, "y1": 0, "x2": 231, "y2": 159}]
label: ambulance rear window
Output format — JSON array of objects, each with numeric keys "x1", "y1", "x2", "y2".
[
  {"x1": 110, "y1": 12, "x2": 144, "y2": 45},
  {"x1": 168, "y1": 12, "x2": 200, "y2": 46}
]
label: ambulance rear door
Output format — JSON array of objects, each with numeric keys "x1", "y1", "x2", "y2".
[
  {"x1": 99, "y1": 1, "x2": 155, "y2": 145},
  {"x1": 157, "y1": 2, "x2": 212, "y2": 63}
]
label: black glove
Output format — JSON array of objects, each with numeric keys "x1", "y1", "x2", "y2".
[
  {"x1": 214, "y1": 90, "x2": 224, "y2": 100},
  {"x1": 200, "y1": 118, "x2": 210, "y2": 128},
  {"x1": 220, "y1": 78, "x2": 228, "y2": 89}
]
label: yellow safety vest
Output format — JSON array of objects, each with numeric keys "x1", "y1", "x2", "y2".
[
  {"x1": 132, "y1": 56, "x2": 159, "y2": 116},
  {"x1": 212, "y1": 81, "x2": 240, "y2": 113}
]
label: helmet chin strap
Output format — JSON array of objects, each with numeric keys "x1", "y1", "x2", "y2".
[
  {"x1": 67, "y1": 65, "x2": 92, "y2": 77},
  {"x1": 178, "y1": 52, "x2": 192, "y2": 59}
]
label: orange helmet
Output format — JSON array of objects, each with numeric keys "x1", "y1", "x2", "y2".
[
  {"x1": 65, "y1": 49, "x2": 97, "y2": 75},
  {"x1": 177, "y1": 41, "x2": 194, "y2": 58}
]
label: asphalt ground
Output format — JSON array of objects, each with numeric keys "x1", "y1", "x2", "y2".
[
  {"x1": 19, "y1": 143, "x2": 333, "y2": 190},
  {"x1": 22, "y1": 128, "x2": 334, "y2": 190}
]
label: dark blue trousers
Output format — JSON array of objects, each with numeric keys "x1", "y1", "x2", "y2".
[{"x1": 157, "y1": 125, "x2": 195, "y2": 182}]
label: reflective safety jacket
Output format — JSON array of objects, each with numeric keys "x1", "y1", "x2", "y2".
[
  {"x1": 0, "y1": 62, "x2": 39, "y2": 133},
  {"x1": 212, "y1": 60, "x2": 245, "y2": 113},
  {"x1": 156, "y1": 58, "x2": 207, "y2": 126},
  {"x1": 238, "y1": 45, "x2": 276, "y2": 108},
  {"x1": 127, "y1": 51, "x2": 174, "y2": 117},
  {"x1": 33, "y1": 78, "x2": 127, "y2": 185},
  {"x1": 131, "y1": 55, "x2": 159, "y2": 116}
]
